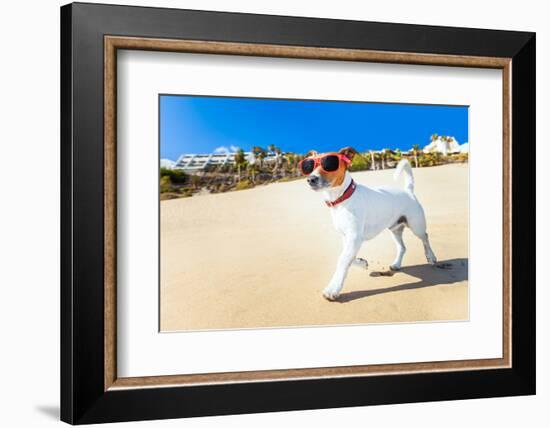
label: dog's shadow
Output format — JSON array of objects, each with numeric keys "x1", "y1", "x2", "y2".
[{"x1": 337, "y1": 258, "x2": 468, "y2": 303}]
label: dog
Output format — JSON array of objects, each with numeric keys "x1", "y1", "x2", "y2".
[{"x1": 299, "y1": 147, "x2": 437, "y2": 301}]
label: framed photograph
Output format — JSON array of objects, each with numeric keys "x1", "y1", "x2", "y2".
[{"x1": 61, "y1": 2, "x2": 535, "y2": 424}]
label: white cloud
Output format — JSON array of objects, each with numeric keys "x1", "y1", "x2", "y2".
[
  {"x1": 160, "y1": 159, "x2": 176, "y2": 169},
  {"x1": 214, "y1": 145, "x2": 240, "y2": 154},
  {"x1": 214, "y1": 146, "x2": 230, "y2": 154}
]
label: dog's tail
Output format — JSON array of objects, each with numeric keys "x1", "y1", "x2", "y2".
[{"x1": 394, "y1": 159, "x2": 414, "y2": 193}]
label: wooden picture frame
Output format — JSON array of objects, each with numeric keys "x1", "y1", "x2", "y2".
[{"x1": 61, "y1": 2, "x2": 535, "y2": 424}]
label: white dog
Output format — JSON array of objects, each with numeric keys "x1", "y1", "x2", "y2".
[{"x1": 300, "y1": 147, "x2": 437, "y2": 301}]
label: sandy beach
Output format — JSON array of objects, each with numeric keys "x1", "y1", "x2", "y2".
[{"x1": 160, "y1": 163, "x2": 468, "y2": 331}]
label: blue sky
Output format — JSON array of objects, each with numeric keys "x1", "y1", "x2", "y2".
[{"x1": 160, "y1": 95, "x2": 468, "y2": 161}]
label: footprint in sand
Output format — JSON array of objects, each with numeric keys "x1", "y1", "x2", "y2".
[{"x1": 369, "y1": 270, "x2": 395, "y2": 277}]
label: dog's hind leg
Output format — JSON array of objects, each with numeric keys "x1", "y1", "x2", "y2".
[
  {"x1": 389, "y1": 225, "x2": 406, "y2": 271},
  {"x1": 421, "y1": 234, "x2": 437, "y2": 265},
  {"x1": 407, "y1": 213, "x2": 437, "y2": 265},
  {"x1": 420, "y1": 234, "x2": 437, "y2": 265}
]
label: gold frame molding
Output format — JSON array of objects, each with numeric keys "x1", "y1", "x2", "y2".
[{"x1": 104, "y1": 36, "x2": 512, "y2": 391}]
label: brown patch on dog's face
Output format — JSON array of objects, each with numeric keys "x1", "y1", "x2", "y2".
[
  {"x1": 323, "y1": 147, "x2": 357, "y2": 187},
  {"x1": 306, "y1": 152, "x2": 346, "y2": 189},
  {"x1": 305, "y1": 147, "x2": 357, "y2": 191},
  {"x1": 323, "y1": 152, "x2": 348, "y2": 187}
]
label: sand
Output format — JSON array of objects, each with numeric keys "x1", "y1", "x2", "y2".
[{"x1": 160, "y1": 163, "x2": 468, "y2": 331}]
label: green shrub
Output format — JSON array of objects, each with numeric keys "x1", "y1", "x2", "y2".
[
  {"x1": 418, "y1": 152, "x2": 444, "y2": 167},
  {"x1": 189, "y1": 175, "x2": 202, "y2": 188},
  {"x1": 235, "y1": 179, "x2": 254, "y2": 191},
  {"x1": 349, "y1": 153, "x2": 370, "y2": 172},
  {"x1": 160, "y1": 192, "x2": 180, "y2": 201},
  {"x1": 160, "y1": 168, "x2": 187, "y2": 184},
  {"x1": 179, "y1": 189, "x2": 194, "y2": 198},
  {"x1": 160, "y1": 176, "x2": 173, "y2": 193},
  {"x1": 453, "y1": 153, "x2": 469, "y2": 163}
]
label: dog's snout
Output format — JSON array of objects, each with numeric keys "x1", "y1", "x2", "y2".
[{"x1": 307, "y1": 176, "x2": 320, "y2": 185}]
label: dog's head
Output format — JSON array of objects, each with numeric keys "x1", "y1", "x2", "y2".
[{"x1": 301, "y1": 147, "x2": 357, "y2": 191}]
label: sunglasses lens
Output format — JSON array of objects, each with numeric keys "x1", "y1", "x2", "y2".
[
  {"x1": 300, "y1": 159, "x2": 315, "y2": 175},
  {"x1": 321, "y1": 155, "x2": 340, "y2": 172}
]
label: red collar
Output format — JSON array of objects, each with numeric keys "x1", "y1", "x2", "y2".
[{"x1": 325, "y1": 180, "x2": 356, "y2": 208}]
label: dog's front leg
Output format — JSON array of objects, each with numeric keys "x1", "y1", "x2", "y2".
[{"x1": 323, "y1": 235, "x2": 363, "y2": 301}]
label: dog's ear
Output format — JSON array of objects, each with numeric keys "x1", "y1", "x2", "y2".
[
  {"x1": 339, "y1": 147, "x2": 357, "y2": 163},
  {"x1": 305, "y1": 150, "x2": 319, "y2": 158}
]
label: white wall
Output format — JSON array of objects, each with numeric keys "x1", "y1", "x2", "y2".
[{"x1": 0, "y1": 0, "x2": 546, "y2": 426}]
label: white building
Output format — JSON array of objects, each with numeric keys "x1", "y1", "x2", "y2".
[
  {"x1": 423, "y1": 136, "x2": 461, "y2": 155},
  {"x1": 173, "y1": 151, "x2": 279, "y2": 172}
]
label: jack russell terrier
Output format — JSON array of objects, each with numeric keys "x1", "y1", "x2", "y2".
[{"x1": 299, "y1": 147, "x2": 437, "y2": 301}]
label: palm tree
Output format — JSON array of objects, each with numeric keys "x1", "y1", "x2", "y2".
[
  {"x1": 274, "y1": 147, "x2": 283, "y2": 172},
  {"x1": 258, "y1": 151, "x2": 267, "y2": 170},
  {"x1": 252, "y1": 146, "x2": 267, "y2": 170},
  {"x1": 247, "y1": 162, "x2": 259, "y2": 183},
  {"x1": 267, "y1": 144, "x2": 282, "y2": 173},
  {"x1": 412, "y1": 144, "x2": 420, "y2": 168},
  {"x1": 369, "y1": 150, "x2": 376, "y2": 171},
  {"x1": 284, "y1": 153, "x2": 296, "y2": 176},
  {"x1": 383, "y1": 149, "x2": 394, "y2": 168},
  {"x1": 379, "y1": 150, "x2": 387, "y2": 169},
  {"x1": 395, "y1": 148, "x2": 402, "y2": 160},
  {"x1": 267, "y1": 144, "x2": 275, "y2": 172},
  {"x1": 234, "y1": 149, "x2": 247, "y2": 182}
]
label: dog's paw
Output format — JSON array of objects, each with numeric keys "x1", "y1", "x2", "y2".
[
  {"x1": 426, "y1": 254, "x2": 438, "y2": 265},
  {"x1": 389, "y1": 263, "x2": 401, "y2": 271},
  {"x1": 323, "y1": 291, "x2": 339, "y2": 301},
  {"x1": 353, "y1": 258, "x2": 369, "y2": 270},
  {"x1": 323, "y1": 286, "x2": 341, "y2": 301}
]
